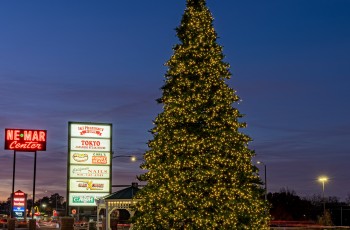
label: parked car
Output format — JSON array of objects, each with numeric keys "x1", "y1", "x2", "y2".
[
  {"x1": 0, "y1": 218, "x2": 19, "y2": 228},
  {"x1": 0, "y1": 218, "x2": 8, "y2": 228}
]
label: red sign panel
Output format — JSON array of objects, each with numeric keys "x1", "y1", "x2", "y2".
[
  {"x1": 5, "y1": 129, "x2": 47, "y2": 151},
  {"x1": 12, "y1": 190, "x2": 26, "y2": 211}
]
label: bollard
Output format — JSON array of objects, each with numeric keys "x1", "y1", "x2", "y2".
[
  {"x1": 60, "y1": 217, "x2": 75, "y2": 230},
  {"x1": 102, "y1": 218, "x2": 106, "y2": 230},
  {"x1": 7, "y1": 218, "x2": 16, "y2": 230},
  {"x1": 89, "y1": 221, "x2": 97, "y2": 230},
  {"x1": 28, "y1": 219, "x2": 37, "y2": 230}
]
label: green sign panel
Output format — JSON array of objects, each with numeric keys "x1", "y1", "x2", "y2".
[{"x1": 72, "y1": 196, "x2": 94, "y2": 204}]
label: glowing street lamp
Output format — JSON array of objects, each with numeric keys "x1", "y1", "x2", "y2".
[
  {"x1": 318, "y1": 176, "x2": 328, "y2": 215},
  {"x1": 112, "y1": 154, "x2": 137, "y2": 162},
  {"x1": 111, "y1": 153, "x2": 138, "y2": 188},
  {"x1": 44, "y1": 191, "x2": 60, "y2": 212},
  {"x1": 112, "y1": 151, "x2": 137, "y2": 162},
  {"x1": 257, "y1": 161, "x2": 267, "y2": 201},
  {"x1": 41, "y1": 203, "x2": 47, "y2": 214}
]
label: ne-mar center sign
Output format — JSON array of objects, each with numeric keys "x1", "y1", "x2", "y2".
[
  {"x1": 5, "y1": 129, "x2": 47, "y2": 151},
  {"x1": 68, "y1": 122, "x2": 112, "y2": 207},
  {"x1": 4, "y1": 129, "x2": 46, "y2": 219}
]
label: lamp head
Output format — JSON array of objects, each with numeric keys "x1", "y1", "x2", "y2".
[{"x1": 318, "y1": 176, "x2": 328, "y2": 183}]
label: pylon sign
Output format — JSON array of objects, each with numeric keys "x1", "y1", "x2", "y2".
[
  {"x1": 67, "y1": 122, "x2": 112, "y2": 207},
  {"x1": 4, "y1": 128, "x2": 47, "y2": 219},
  {"x1": 12, "y1": 190, "x2": 27, "y2": 220}
]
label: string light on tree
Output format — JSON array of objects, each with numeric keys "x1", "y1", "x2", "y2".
[{"x1": 133, "y1": 0, "x2": 270, "y2": 229}]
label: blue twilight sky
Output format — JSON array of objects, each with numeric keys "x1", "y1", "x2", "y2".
[{"x1": 0, "y1": 0, "x2": 350, "y2": 201}]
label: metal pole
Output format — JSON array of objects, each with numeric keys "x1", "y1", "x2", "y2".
[
  {"x1": 12, "y1": 151, "x2": 16, "y2": 194},
  {"x1": 11, "y1": 151, "x2": 17, "y2": 218},
  {"x1": 341, "y1": 206, "x2": 343, "y2": 226},
  {"x1": 264, "y1": 164, "x2": 267, "y2": 201},
  {"x1": 322, "y1": 181, "x2": 325, "y2": 215},
  {"x1": 32, "y1": 151, "x2": 37, "y2": 219},
  {"x1": 106, "y1": 202, "x2": 109, "y2": 230}
]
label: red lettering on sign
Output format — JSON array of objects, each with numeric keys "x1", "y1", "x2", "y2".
[
  {"x1": 9, "y1": 141, "x2": 42, "y2": 150},
  {"x1": 13, "y1": 202, "x2": 25, "y2": 206},
  {"x1": 81, "y1": 140, "x2": 101, "y2": 146},
  {"x1": 12, "y1": 190, "x2": 26, "y2": 211},
  {"x1": 6, "y1": 130, "x2": 20, "y2": 141},
  {"x1": 5, "y1": 129, "x2": 47, "y2": 151}
]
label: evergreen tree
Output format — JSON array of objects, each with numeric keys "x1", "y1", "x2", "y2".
[{"x1": 133, "y1": 0, "x2": 269, "y2": 229}]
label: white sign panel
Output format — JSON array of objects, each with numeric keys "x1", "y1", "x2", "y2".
[
  {"x1": 70, "y1": 124, "x2": 111, "y2": 138},
  {"x1": 70, "y1": 151, "x2": 111, "y2": 165},
  {"x1": 70, "y1": 179, "x2": 110, "y2": 193},
  {"x1": 68, "y1": 122, "x2": 112, "y2": 207},
  {"x1": 69, "y1": 193, "x2": 109, "y2": 207},
  {"x1": 70, "y1": 138, "x2": 110, "y2": 151},
  {"x1": 70, "y1": 165, "x2": 110, "y2": 178}
]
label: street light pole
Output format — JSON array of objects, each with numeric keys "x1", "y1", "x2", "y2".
[
  {"x1": 107, "y1": 152, "x2": 137, "y2": 229},
  {"x1": 112, "y1": 154, "x2": 137, "y2": 161},
  {"x1": 318, "y1": 176, "x2": 328, "y2": 215},
  {"x1": 257, "y1": 161, "x2": 267, "y2": 201},
  {"x1": 111, "y1": 153, "x2": 137, "y2": 191},
  {"x1": 41, "y1": 203, "x2": 46, "y2": 215}
]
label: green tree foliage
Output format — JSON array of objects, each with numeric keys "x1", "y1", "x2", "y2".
[
  {"x1": 133, "y1": 0, "x2": 269, "y2": 229},
  {"x1": 268, "y1": 190, "x2": 350, "y2": 226},
  {"x1": 48, "y1": 193, "x2": 64, "y2": 210},
  {"x1": 318, "y1": 210, "x2": 333, "y2": 226},
  {"x1": 35, "y1": 193, "x2": 64, "y2": 215}
]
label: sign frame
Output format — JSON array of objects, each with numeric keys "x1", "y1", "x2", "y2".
[
  {"x1": 67, "y1": 122, "x2": 112, "y2": 210},
  {"x1": 4, "y1": 128, "x2": 47, "y2": 218},
  {"x1": 5, "y1": 129, "x2": 47, "y2": 152},
  {"x1": 12, "y1": 190, "x2": 27, "y2": 220}
]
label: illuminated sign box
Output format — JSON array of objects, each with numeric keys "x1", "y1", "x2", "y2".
[
  {"x1": 69, "y1": 179, "x2": 110, "y2": 193},
  {"x1": 12, "y1": 190, "x2": 26, "y2": 219},
  {"x1": 5, "y1": 129, "x2": 47, "y2": 151},
  {"x1": 68, "y1": 122, "x2": 112, "y2": 207},
  {"x1": 69, "y1": 193, "x2": 109, "y2": 207},
  {"x1": 70, "y1": 165, "x2": 110, "y2": 179},
  {"x1": 70, "y1": 151, "x2": 111, "y2": 165},
  {"x1": 13, "y1": 207, "x2": 25, "y2": 212},
  {"x1": 70, "y1": 124, "x2": 111, "y2": 138},
  {"x1": 70, "y1": 138, "x2": 110, "y2": 151}
]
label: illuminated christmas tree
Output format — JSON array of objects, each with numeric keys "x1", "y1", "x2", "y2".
[{"x1": 133, "y1": 0, "x2": 270, "y2": 229}]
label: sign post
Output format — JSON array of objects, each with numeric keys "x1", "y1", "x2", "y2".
[
  {"x1": 67, "y1": 122, "x2": 112, "y2": 216},
  {"x1": 32, "y1": 150, "x2": 37, "y2": 219},
  {"x1": 11, "y1": 151, "x2": 16, "y2": 217},
  {"x1": 4, "y1": 128, "x2": 47, "y2": 218}
]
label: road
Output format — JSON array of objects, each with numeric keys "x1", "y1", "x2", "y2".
[{"x1": 39, "y1": 221, "x2": 59, "y2": 229}]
